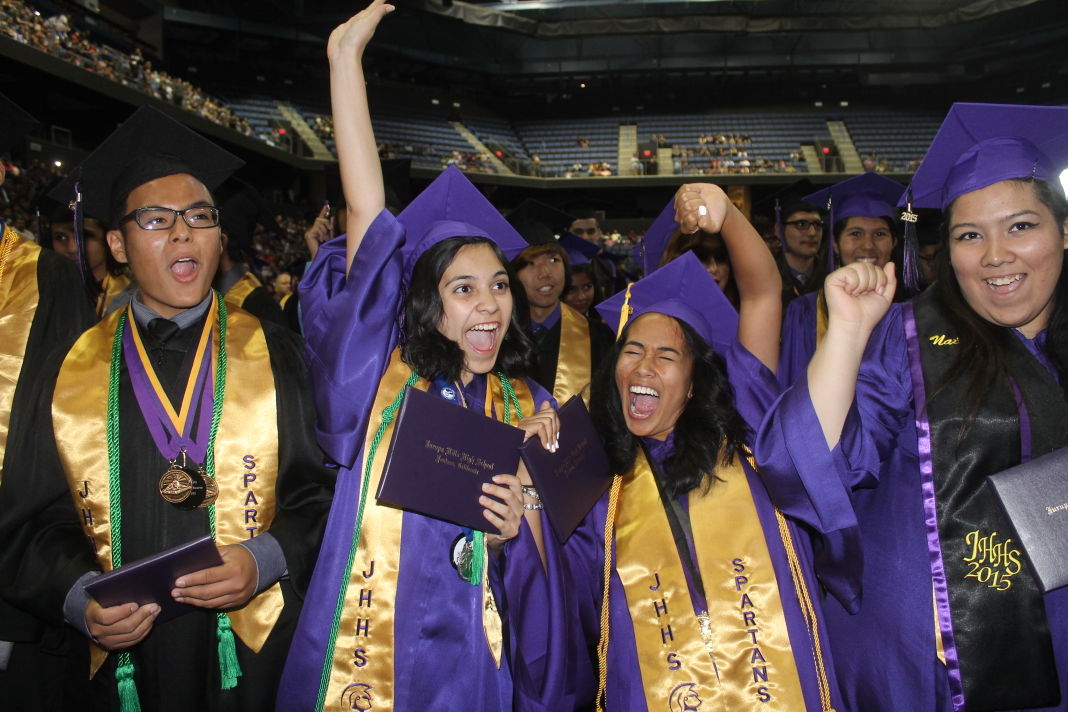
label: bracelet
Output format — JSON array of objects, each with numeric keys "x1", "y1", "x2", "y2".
[{"x1": 521, "y1": 486, "x2": 541, "y2": 501}]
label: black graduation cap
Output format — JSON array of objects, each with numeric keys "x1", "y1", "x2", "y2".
[
  {"x1": 753, "y1": 178, "x2": 822, "y2": 220},
  {"x1": 506, "y1": 199, "x2": 575, "y2": 247},
  {"x1": 217, "y1": 179, "x2": 279, "y2": 261},
  {"x1": 323, "y1": 158, "x2": 412, "y2": 214},
  {"x1": 0, "y1": 93, "x2": 38, "y2": 156},
  {"x1": 48, "y1": 106, "x2": 243, "y2": 226}
]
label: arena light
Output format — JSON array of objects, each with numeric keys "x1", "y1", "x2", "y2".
[{"x1": 53, "y1": 160, "x2": 62, "y2": 168}]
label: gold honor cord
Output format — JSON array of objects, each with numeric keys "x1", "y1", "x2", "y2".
[
  {"x1": 599, "y1": 450, "x2": 809, "y2": 711},
  {"x1": 53, "y1": 300, "x2": 283, "y2": 680},
  {"x1": 0, "y1": 228, "x2": 41, "y2": 483},
  {"x1": 553, "y1": 303, "x2": 593, "y2": 404}
]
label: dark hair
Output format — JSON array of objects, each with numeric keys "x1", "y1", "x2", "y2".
[
  {"x1": 930, "y1": 178, "x2": 1068, "y2": 428},
  {"x1": 564, "y1": 262, "x2": 605, "y2": 308},
  {"x1": 660, "y1": 230, "x2": 739, "y2": 307},
  {"x1": 590, "y1": 315, "x2": 750, "y2": 498},
  {"x1": 781, "y1": 201, "x2": 822, "y2": 222},
  {"x1": 402, "y1": 235, "x2": 536, "y2": 382},
  {"x1": 510, "y1": 242, "x2": 572, "y2": 294}
]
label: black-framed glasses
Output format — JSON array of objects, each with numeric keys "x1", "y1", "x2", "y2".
[
  {"x1": 784, "y1": 219, "x2": 824, "y2": 231},
  {"x1": 120, "y1": 205, "x2": 220, "y2": 231}
]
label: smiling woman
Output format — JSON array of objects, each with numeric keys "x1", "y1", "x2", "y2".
[{"x1": 757, "y1": 102, "x2": 1068, "y2": 712}]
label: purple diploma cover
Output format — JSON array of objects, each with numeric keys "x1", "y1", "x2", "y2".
[
  {"x1": 83, "y1": 535, "x2": 222, "y2": 623},
  {"x1": 988, "y1": 446, "x2": 1068, "y2": 593},
  {"x1": 375, "y1": 387, "x2": 524, "y2": 534},
  {"x1": 520, "y1": 396, "x2": 613, "y2": 543}
]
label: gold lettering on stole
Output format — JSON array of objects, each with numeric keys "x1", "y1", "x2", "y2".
[{"x1": 962, "y1": 529, "x2": 1023, "y2": 591}]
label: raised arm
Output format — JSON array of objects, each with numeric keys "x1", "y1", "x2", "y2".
[
  {"x1": 675, "y1": 183, "x2": 782, "y2": 370},
  {"x1": 326, "y1": 0, "x2": 394, "y2": 273},
  {"x1": 808, "y1": 261, "x2": 895, "y2": 448}
]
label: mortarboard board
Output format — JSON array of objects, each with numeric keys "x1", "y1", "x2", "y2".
[
  {"x1": 0, "y1": 93, "x2": 38, "y2": 156},
  {"x1": 596, "y1": 251, "x2": 738, "y2": 358},
  {"x1": 906, "y1": 103, "x2": 1068, "y2": 210},
  {"x1": 558, "y1": 231, "x2": 599, "y2": 266},
  {"x1": 48, "y1": 106, "x2": 244, "y2": 226},
  {"x1": 804, "y1": 172, "x2": 905, "y2": 273},
  {"x1": 803, "y1": 172, "x2": 905, "y2": 225},
  {"x1": 506, "y1": 199, "x2": 574, "y2": 248},
  {"x1": 397, "y1": 165, "x2": 527, "y2": 280},
  {"x1": 628, "y1": 199, "x2": 678, "y2": 276},
  {"x1": 218, "y1": 180, "x2": 279, "y2": 261}
]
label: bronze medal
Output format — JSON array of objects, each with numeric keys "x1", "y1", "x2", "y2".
[
  {"x1": 200, "y1": 470, "x2": 219, "y2": 508},
  {"x1": 158, "y1": 463, "x2": 207, "y2": 509}
]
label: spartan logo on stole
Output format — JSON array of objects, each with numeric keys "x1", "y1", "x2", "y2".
[
  {"x1": 668, "y1": 682, "x2": 703, "y2": 711},
  {"x1": 341, "y1": 682, "x2": 374, "y2": 711}
]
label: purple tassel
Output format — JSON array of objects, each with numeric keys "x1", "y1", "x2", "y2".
[
  {"x1": 774, "y1": 199, "x2": 786, "y2": 252},
  {"x1": 71, "y1": 180, "x2": 101, "y2": 305},
  {"x1": 900, "y1": 189, "x2": 922, "y2": 295}
]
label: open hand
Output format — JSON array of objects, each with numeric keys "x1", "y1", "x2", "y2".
[
  {"x1": 171, "y1": 544, "x2": 258, "y2": 610},
  {"x1": 327, "y1": 0, "x2": 395, "y2": 64}
]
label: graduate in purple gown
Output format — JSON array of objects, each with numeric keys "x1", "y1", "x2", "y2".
[
  {"x1": 559, "y1": 184, "x2": 843, "y2": 712},
  {"x1": 277, "y1": 3, "x2": 563, "y2": 710},
  {"x1": 778, "y1": 172, "x2": 903, "y2": 387},
  {"x1": 757, "y1": 102, "x2": 1068, "y2": 712}
]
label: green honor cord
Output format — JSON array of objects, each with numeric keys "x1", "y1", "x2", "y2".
[
  {"x1": 106, "y1": 294, "x2": 240, "y2": 712},
  {"x1": 313, "y1": 371, "x2": 523, "y2": 712}
]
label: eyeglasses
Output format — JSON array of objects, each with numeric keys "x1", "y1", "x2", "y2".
[
  {"x1": 120, "y1": 205, "x2": 220, "y2": 231},
  {"x1": 784, "y1": 219, "x2": 824, "y2": 232}
]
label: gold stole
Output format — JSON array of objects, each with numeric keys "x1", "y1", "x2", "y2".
[
  {"x1": 0, "y1": 229, "x2": 41, "y2": 481},
  {"x1": 96, "y1": 272, "x2": 131, "y2": 318},
  {"x1": 815, "y1": 290, "x2": 828, "y2": 349},
  {"x1": 553, "y1": 302, "x2": 592, "y2": 403},
  {"x1": 224, "y1": 271, "x2": 263, "y2": 310},
  {"x1": 52, "y1": 305, "x2": 284, "y2": 676},
  {"x1": 614, "y1": 450, "x2": 807, "y2": 711},
  {"x1": 279, "y1": 293, "x2": 293, "y2": 309},
  {"x1": 323, "y1": 348, "x2": 535, "y2": 709}
]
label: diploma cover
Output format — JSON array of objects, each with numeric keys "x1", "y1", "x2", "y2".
[
  {"x1": 84, "y1": 535, "x2": 222, "y2": 623},
  {"x1": 988, "y1": 446, "x2": 1068, "y2": 593},
  {"x1": 375, "y1": 386, "x2": 524, "y2": 534},
  {"x1": 519, "y1": 395, "x2": 612, "y2": 542}
]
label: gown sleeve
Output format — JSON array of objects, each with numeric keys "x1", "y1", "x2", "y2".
[
  {"x1": 777, "y1": 290, "x2": 818, "y2": 389},
  {"x1": 298, "y1": 210, "x2": 405, "y2": 469},
  {"x1": 754, "y1": 304, "x2": 914, "y2": 611}
]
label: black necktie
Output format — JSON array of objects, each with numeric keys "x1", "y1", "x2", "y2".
[{"x1": 147, "y1": 317, "x2": 180, "y2": 344}]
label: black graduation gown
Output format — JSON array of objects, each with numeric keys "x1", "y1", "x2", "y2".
[
  {"x1": 530, "y1": 310, "x2": 615, "y2": 397},
  {"x1": 0, "y1": 308, "x2": 334, "y2": 712},
  {"x1": 0, "y1": 241, "x2": 95, "y2": 712},
  {"x1": 237, "y1": 285, "x2": 286, "y2": 327}
]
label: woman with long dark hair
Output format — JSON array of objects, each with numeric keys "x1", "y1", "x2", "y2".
[
  {"x1": 757, "y1": 103, "x2": 1068, "y2": 711},
  {"x1": 559, "y1": 184, "x2": 843, "y2": 711},
  {"x1": 277, "y1": 4, "x2": 561, "y2": 710},
  {"x1": 777, "y1": 172, "x2": 903, "y2": 387}
]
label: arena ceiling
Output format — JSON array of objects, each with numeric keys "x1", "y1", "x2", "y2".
[{"x1": 122, "y1": 0, "x2": 1068, "y2": 115}]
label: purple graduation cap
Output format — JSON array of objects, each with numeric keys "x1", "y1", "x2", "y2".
[
  {"x1": 397, "y1": 165, "x2": 528, "y2": 280},
  {"x1": 558, "y1": 231, "x2": 600, "y2": 266},
  {"x1": 804, "y1": 172, "x2": 905, "y2": 273},
  {"x1": 596, "y1": 251, "x2": 739, "y2": 358},
  {"x1": 906, "y1": 102, "x2": 1068, "y2": 211},
  {"x1": 628, "y1": 198, "x2": 678, "y2": 276}
]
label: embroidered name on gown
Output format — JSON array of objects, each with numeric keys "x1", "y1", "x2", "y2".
[{"x1": 905, "y1": 289, "x2": 1066, "y2": 709}]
